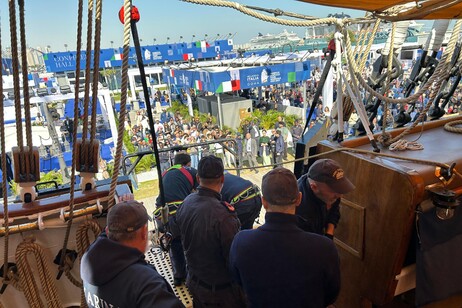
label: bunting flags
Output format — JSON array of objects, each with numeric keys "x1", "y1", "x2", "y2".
[
  {"x1": 111, "y1": 53, "x2": 123, "y2": 61},
  {"x1": 195, "y1": 41, "x2": 210, "y2": 53},
  {"x1": 195, "y1": 80, "x2": 203, "y2": 91},
  {"x1": 216, "y1": 80, "x2": 240, "y2": 93},
  {"x1": 182, "y1": 53, "x2": 194, "y2": 61}
]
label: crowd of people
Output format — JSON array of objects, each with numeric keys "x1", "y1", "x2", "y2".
[
  {"x1": 124, "y1": 106, "x2": 311, "y2": 173},
  {"x1": 81, "y1": 151, "x2": 355, "y2": 308}
]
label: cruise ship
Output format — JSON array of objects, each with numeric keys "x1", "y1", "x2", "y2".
[{"x1": 247, "y1": 29, "x2": 303, "y2": 50}]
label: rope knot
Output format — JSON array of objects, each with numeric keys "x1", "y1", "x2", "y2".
[{"x1": 377, "y1": 132, "x2": 392, "y2": 146}]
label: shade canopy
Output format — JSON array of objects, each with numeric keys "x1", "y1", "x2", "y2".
[{"x1": 297, "y1": 0, "x2": 462, "y2": 20}]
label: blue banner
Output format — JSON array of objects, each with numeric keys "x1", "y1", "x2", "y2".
[
  {"x1": 163, "y1": 60, "x2": 311, "y2": 93},
  {"x1": 43, "y1": 40, "x2": 234, "y2": 73}
]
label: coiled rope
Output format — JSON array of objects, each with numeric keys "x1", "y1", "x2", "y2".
[
  {"x1": 75, "y1": 219, "x2": 102, "y2": 307},
  {"x1": 389, "y1": 139, "x2": 424, "y2": 151},
  {"x1": 76, "y1": 220, "x2": 102, "y2": 258},
  {"x1": 444, "y1": 119, "x2": 462, "y2": 133},
  {"x1": 15, "y1": 239, "x2": 62, "y2": 308}
]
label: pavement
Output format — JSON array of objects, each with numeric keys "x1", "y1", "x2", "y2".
[{"x1": 139, "y1": 158, "x2": 295, "y2": 228}]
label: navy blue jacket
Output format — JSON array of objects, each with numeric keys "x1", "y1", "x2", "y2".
[
  {"x1": 221, "y1": 173, "x2": 260, "y2": 216},
  {"x1": 156, "y1": 166, "x2": 198, "y2": 205},
  {"x1": 296, "y1": 174, "x2": 340, "y2": 234},
  {"x1": 176, "y1": 186, "x2": 240, "y2": 285},
  {"x1": 229, "y1": 212, "x2": 340, "y2": 308},
  {"x1": 81, "y1": 234, "x2": 184, "y2": 308}
]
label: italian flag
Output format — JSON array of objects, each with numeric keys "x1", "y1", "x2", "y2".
[
  {"x1": 216, "y1": 80, "x2": 240, "y2": 93},
  {"x1": 288, "y1": 72, "x2": 296, "y2": 82},
  {"x1": 111, "y1": 53, "x2": 123, "y2": 61},
  {"x1": 182, "y1": 53, "x2": 194, "y2": 61},
  {"x1": 194, "y1": 80, "x2": 203, "y2": 91}
]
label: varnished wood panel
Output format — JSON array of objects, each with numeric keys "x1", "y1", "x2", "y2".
[{"x1": 335, "y1": 199, "x2": 365, "y2": 259}]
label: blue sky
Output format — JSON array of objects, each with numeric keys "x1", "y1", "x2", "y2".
[{"x1": 0, "y1": 0, "x2": 365, "y2": 52}]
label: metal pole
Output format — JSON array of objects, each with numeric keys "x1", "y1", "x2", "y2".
[
  {"x1": 131, "y1": 19, "x2": 166, "y2": 207},
  {"x1": 216, "y1": 93, "x2": 223, "y2": 129}
]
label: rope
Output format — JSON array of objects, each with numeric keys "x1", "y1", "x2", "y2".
[
  {"x1": 343, "y1": 20, "x2": 452, "y2": 106},
  {"x1": 18, "y1": 0, "x2": 32, "y2": 151},
  {"x1": 182, "y1": 0, "x2": 340, "y2": 27},
  {"x1": 15, "y1": 239, "x2": 62, "y2": 308},
  {"x1": 8, "y1": 0, "x2": 24, "y2": 183},
  {"x1": 107, "y1": 0, "x2": 131, "y2": 209},
  {"x1": 383, "y1": 19, "x2": 462, "y2": 146},
  {"x1": 76, "y1": 220, "x2": 102, "y2": 258},
  {"x1": 357, "y1": 19, "x2": 381, "y2": 73},
  {"x1": 389, "y1": 139, "x2": 424, "y2": 151},
  {"x1": 381, "y1": 22, "x2": 396, "y2": 137},
  {"x1": 58, "y1": 3, "x2": 105, "y2": 305},
  {"x1": 444, "y1": 120, "x2": 462, "y2": 133},
  {"x1": 81, "y1": 0, "x2": 95, "y2": 167},
  {"x1": 58, "y1": 0, "x2": 84, "y2": 281},
  {"x1": 0, "y1": 19, "x2": 11, "y2": 292},
  {"x1": 342, "y1": 19, "x2": 462, "y2": 146},
  {"x1": 226, "y1": 146, "x2": 462, "y2": 181},
  {"x1": 75, "y1": 219, "x2": 101, "y2": 308},
  {"x1": 89, "y1": 0, "x2": 103, "y2": 165}
]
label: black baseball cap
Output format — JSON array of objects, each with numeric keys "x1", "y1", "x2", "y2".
[
  {"x1": 198, "y1": 155, "x2": 224, "y2": 179},
  {"x1": 262, "y1": 167, "x2": 299, "y2": 206},
  {"x1": 308, "y1": 159, "x2": 355, "y2": 194},
  {"x1": 107, "y1": 200, "x2": 151, "y2": 233}
]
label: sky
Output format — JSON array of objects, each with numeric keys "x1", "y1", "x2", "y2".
[{"x1": 0, "y1": 0, "x2": 367, "y2": 52}]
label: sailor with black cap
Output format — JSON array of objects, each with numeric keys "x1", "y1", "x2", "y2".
[
  {"x1": 81, "y1": 200, "x2": 184, "y2": 308},
  {"x1": 176, "y1": 155, "x2": 245, "y2": 308},
  {"x1": 296, "y1": 158, "x2": 355, "y2": 238}
]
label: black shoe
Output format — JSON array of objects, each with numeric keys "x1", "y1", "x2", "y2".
[{"x1": 173, "y1": 278, "x2": 184, "y2": 286}]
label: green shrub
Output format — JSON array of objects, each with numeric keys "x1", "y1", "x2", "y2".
[{"x1": 240, "y1": 110, "x2": 301, "y2": 131}]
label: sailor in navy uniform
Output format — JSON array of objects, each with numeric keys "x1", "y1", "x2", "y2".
[
  {"x1": 229, "y1": 168, "x2": 340, "y2": 308},
  {"x1": 176, "y1": 155, "x2": 245, "y2": 308},
  {"x1": 221, "y1": 172, "x2": 262, "y2": 230},
  {"x1": 81, "y1": 201, "x2": 184, "y2": 308},
  {"x1": 154, "y1": 153, "x2": 198, "y2": 286}
]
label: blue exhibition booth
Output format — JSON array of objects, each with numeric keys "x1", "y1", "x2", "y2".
[
  {"x1": 43, "y1": 39, "x2": 235, "y2": 73},
  {"x1": 162, "y1": 60, "x2": 311, "y2": 93}
]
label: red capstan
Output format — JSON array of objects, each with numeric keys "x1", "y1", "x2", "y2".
[{"x1": 118, "y1": 5, "x2": 140, "y2": 24}]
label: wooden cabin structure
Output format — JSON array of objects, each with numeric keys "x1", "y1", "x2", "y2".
[{"x1": 307, "y1": 116, "x2": 462, "y2": 307}]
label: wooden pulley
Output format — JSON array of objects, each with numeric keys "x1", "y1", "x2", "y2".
[
  {"x1": 12, "y1": 146, "x2": 41, "y2": 203},
  {"x1": 12, "y1": 146, "x2": 40, "y2": 183},
  {"x1": 75, "y1": 139, "x2": 100, "y2": 191},
  {"x1": 75, "y1": 139, "x2": 100, "y2": 173}
]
